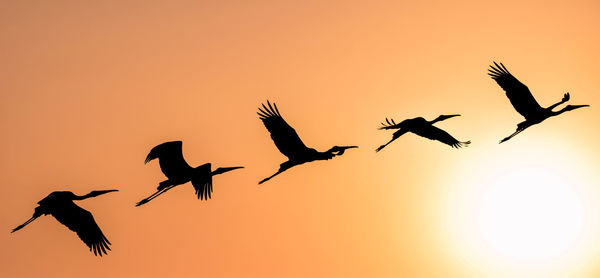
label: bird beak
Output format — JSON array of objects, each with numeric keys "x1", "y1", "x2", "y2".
[
  {"x1": 92, "y1": 189, "x2": 119, "y2": 197},
  {"x1": 566, "y1": 104, "x2": 590, "y2": 111}
]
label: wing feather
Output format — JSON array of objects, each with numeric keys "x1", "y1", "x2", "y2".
[
  {"x1": 258, "y1": 101, "x2": 310, "y2": 159},
  {"x1": 411, "y1": 124, "x2": 469, "y2": 148},
  {"x1": 50, "y1": 202, "x2": 111, "y2": 256},
  {"x1": 488, "y1": 62, "x2": 543, "y2": 119},
  {"x1": 191, "y1": 163, "x2": 213, "y2": 200}
]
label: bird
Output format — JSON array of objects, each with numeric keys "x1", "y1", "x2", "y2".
[
  {"x1": 488, "y1": 62, "x2": 590, "y2": 143},
  {"x1": 136, "y1": 141, "x2": 243, "y2": 206},
  {"x1": 257, "y1": 100, "x2": 357, "y2": 184},
  {"x1": 376, "y1": 115, "x2": 470, "y2": 152},
  {"x1": 11, "y1": 189, "x2": 118, "y2": 256}
]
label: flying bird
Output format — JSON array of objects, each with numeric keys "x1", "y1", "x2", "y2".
[
  {"x1": 257, "y1": 101, "x2": 357, "y2": 184},
  {"x1": 376, "y1": 115, "x2": 470, "y2": 152},
  {"x1": 488, "y1": 62, "x2": 590, "y2": 143},
  {"x1": 11, "y1": 189, "x2": 118, "y2": 256},
  {"x1": 136, "y1": 141, "x2": 243, "y2": 206}
]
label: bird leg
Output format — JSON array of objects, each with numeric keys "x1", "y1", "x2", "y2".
[
  {"x1": 499, "y1": 122, "x2": 531, "y2": 143},
  {"x1": 376, "y1": 137, "x2": 399, "y2": 152},
  {"x1": 376, "y1": 129, "x2": 407, "y2": 152},
  {"x1": 12, "y1": 209, "x2": 42, "y2": 233},
  {"x1": 157, "y1": 180, "x2": 173, "y2": 191},
  {"x1": 258, "y1": 162, "x2": 294, "y2": 184},
  {"x1": 258, "y1": 169, "x2": 285, "y2": 185},
  {"x1": 135, "y1": 184, "x2": 177, "y2": 206}
]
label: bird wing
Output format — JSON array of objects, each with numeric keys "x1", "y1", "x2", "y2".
[
  {"x1": 51, "y1": 202, "x2": 111, "y2": 256},
  {"x1": 145, "y1": 141, "x2": 192, "y2": 179},
  {"x1": 257, "y1": 101, "x2": 310, "y2": 159},
  {"x1": 411, "y1": 124, "x2": 466, "y2": 148},
  {"x1": 191, "y1": 163, "x2": 213, "y2": 200},
  {"x1": 488, "y1": 62, "x2": 543, "y2": 119}
]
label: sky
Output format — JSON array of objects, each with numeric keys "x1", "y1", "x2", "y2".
[{"x1": 1, "y1": 0, "x2": 600, "y2": 277}]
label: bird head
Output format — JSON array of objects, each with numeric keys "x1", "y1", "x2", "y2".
[{"x1": 327, "y1": 146, "x2": 358, "y2": 155}]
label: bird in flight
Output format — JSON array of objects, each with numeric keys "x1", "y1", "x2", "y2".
[
  {"x1": 376, "y1": 115, "x2": 470, "y2": 152},
  {"x1": 257, "y1": 101, "x2": 357, "y2": 184},
  {"x1": 488, "y1": 62, "x2": 589, "y2": 143},
  {"x1": 136, "y1": 141, "x2": 243, "y2": 206},
  {"x1": 12, "y1": 189, "x2": 118, "y2": 256}
]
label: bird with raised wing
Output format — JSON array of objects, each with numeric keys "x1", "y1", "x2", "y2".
[
  {"x1": 136, "y1": 141, "x2": 243, "y2": 206},
  {"x1": 12, "y1": 189, "x2": 118, "y2": 256},
  {"x1": 257, "y1": 101, "x2": 357, "y2": 184},
  {"x1": 376, "y1": 115, "x2": 470, "y2": 152},
  {"x1": 488, "y1": 62, "x2": 589, "y2": 143}
]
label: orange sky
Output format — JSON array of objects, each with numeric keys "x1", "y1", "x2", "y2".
[{"x1": 1, "y1": 1, "x2": 600, "y2": 277}]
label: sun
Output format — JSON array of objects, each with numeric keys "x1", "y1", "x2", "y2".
[
  {"x1": 440, "y1": 142, "x2": 599, "y2": 276},
  {"x1": 476, "y1": 167, "x2": 584, "y2": 261}
]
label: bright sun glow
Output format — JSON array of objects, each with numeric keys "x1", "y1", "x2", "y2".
[
  {"x1": 441, "y1": 142, "x2": 599, "y2": 276},
  {"x1": 477, "y1": 168, "x2": 584, "y2": 261}
]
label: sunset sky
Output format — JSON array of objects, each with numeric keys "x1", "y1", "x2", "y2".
[{"x1": 2, "y1": 1, "x2": 600, "y2": 277}]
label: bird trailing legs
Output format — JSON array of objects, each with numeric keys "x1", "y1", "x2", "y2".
[
  {"x1": 136, "y1": 183, "x2": 178, "y2": 206},
  {"x1": 499, "y1": 122, "x2": 532, "y2": 144},
  {"x1": 11, "y1": 208, "x2": 43, "y2": 233},
  {"x1": 376, "y1": 129, "x2": 408, "y2": 152},
  {"x1": 258, "y1": 162, "x2": 294, "y2": 184}
]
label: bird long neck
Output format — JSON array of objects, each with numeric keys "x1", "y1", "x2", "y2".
[
  {"x1": 72, "y1": 193, "x2": 91, "y2": 200},
  {"x1": 429, "y1": 118, "x2": 442, "y2": 124},
  {"x1": 73, "y1": 190, "x2": 118, "y2": 200},
  {"x1": 550, "y1": 107, "x2": 567, "y2": 116},
  {"x1": 547, "y1": 99, "x2": 568, "y2": 112},
  {"x1": 550, "y1": 106, "x2": 577, "y2": 117}
]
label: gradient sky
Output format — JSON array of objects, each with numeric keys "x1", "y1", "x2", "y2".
[{"x1": 1, "y1": 1, "x2": 600, "y2": 277}]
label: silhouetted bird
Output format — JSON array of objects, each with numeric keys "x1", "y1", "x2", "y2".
[
  {"x1": 12, "y1": 189, "x2": 117, "y2": 256},
  {"x1": 136, "y1": 141, "x2": 243, "y2": 206},
  {"x1": 489, "y1": 62, "x2": 590, "y2": 143},
  {"x1": 257, "y1": 101, "x2": 357, "y2": 184},
  {"x1": 376, "y1": 115, "x2": 470, "y2": 152}
]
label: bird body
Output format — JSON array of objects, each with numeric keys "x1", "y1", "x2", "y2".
[
  {"x1": 376, "y1": 114, "x2": 470, "y2": 152},
  {"x1": 258, "y1": 101, "x2": 357, "y2": 184},
  {"x1": 136, "y1": 141, "x2": 243, "y2": 206},
  {"x1": 488, "y1": 62, "x2": 589, "y2": 143},
  {"x1": 12, "y1": 189, "x2": 117, "y2": 256}
]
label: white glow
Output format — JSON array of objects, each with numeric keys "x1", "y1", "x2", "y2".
[
  {"x1": 440, "y1": 143, "x2": 599, "y2": 276},
  {"x1": 477, "y1": 167, "x2": 584, "y2": 261}
]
